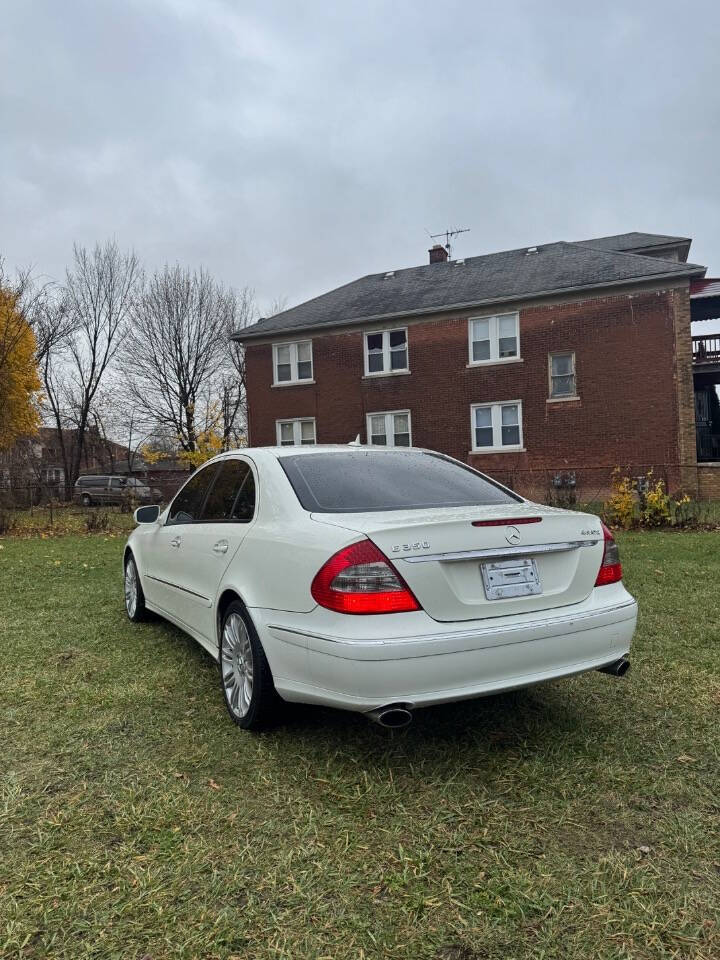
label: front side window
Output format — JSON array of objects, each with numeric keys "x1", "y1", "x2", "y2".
[
  {"x1": 167, "y1": 464, "x2": 219, "y2": 524},
  {"x1": 367, "y1": 410, "x2": 411, "y2": 447},
  {"x1": 471, "y1": 402, "x2": 523, "y2": 452},
  {"x1": 468, "y1": 313, "x2": 519, "y2": 364},
  {"x1": 276, "y1": 418, "x2": 316, "y2": 446},
  {"x1": 549, "y1": 352, "x2": 577, "y2": 398},
  {"x1": 273, "y1": 340, "x2": 313, "y2": 384},
  {"x1": 201, "y1": 459, "x2": 256, "y2": 522},
  {"x1": 364, "y1": 328, "x2": 408, "y2": 375}
]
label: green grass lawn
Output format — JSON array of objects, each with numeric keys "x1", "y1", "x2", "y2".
[{"x1": 1, "y1": 531, "x2": 719, "y2": 960}]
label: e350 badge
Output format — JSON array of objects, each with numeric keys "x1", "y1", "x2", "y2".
[{"x1": 391, "y1": 541, "x2": 430, "y2": 554}]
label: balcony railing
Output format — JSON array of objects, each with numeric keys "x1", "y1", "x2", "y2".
[{"x1": 693, "y1": 334, "x2": 720, "y2": 364}]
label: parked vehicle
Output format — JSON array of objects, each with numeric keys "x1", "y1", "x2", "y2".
[
  {"x1": 74, "y1": 475, "x2": 161, "y2": 507},
  {"x1": 123, "y1": 447, "x2": 637, "y2": 730}
]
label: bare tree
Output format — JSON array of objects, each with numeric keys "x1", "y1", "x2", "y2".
[
  {"x1": 124, "y1": 264, "x2": 241, "y2": 453},
  {"x1": 90, "y1": 390, "x2": 155, "y2": 474},
  {"x1": 268, "y1": 294, "x2": 288, "y2": 317},
  {"x1": 41, "y1": 241, "x2": 139, "y2": 498},
  {"x1": 217, "y1": 286, "x2": 256, "y2": 448}
]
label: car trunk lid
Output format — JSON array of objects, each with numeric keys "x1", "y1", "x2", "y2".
[{"x1": 311, "y1": 503, "x2": 605, "y2": 622}]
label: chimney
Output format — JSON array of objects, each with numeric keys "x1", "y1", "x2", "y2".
[{"x1": 428, "y1": 244, "x2": 449, "y2": 264}]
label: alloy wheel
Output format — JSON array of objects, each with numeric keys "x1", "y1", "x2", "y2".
[
  {"x1": 124, "y1": 560, "x2": 138, "y2": 618},
  {"x1": 222, "y1": 612, "x2": 254, "y2": 718}
]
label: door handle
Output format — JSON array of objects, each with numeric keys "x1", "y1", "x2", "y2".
[
  {"x1": 170, "y1": 536, "x2": 182, "y2": 548},
  {"x1": 213, "y1": 540, "x2": 229, "y2": 555}
]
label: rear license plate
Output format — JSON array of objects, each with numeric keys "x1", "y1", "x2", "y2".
[{"x1": 481, "y1": 558, "x2": 542, "y2": 600}]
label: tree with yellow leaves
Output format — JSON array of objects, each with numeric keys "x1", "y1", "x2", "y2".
[{"x1": 0, "y1": 285, "x2": 42, "y2": 451}]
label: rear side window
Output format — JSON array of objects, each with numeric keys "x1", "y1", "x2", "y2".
[
  {"x1": 279, "y1": 451, "x2": 520, "y2": 513},
  {"x1": 201, "y1": 460, "x2": 256, "y2": 522},
  {"x1": 167, "y1": 464, "x2": 219, "y2": 524}
]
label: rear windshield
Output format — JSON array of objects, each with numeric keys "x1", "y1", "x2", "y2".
[{"x1": 279, "y1": 451, "x2": 520, "y2": 513}]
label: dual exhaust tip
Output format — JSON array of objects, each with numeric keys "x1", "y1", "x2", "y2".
[
  {"x1": 367, "y1": 703, "x2": 414, "y2": 728},
  {"x1": 597, "y1": 657, "x2": 631, "y2": 677},
  {"x1": 368, "y1": 658, "x2": 630, "y2": 727}
]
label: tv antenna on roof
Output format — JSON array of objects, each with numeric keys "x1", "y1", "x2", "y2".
[{"x1": 430, "y1": 226, "x2": 470, "y2": 260}]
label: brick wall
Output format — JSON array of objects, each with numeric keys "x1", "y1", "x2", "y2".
[
  {"x1": 245, "y1": 285, "x2": 696, "y2": 500},
  {"x1": 698, "y1": 465, "x2": 720, "y2": 500}
]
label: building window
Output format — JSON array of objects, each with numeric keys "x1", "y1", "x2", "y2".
[
  {"x1": 468, "y1": 313, "x2": 519, "y2": 364},
  {"x1": 276, "y1": 418, "x2": 316, "y2": 446},
  {"x1": 549, "y1": 352, "x2": 577, "y2": 398},
  {"x1": 471, "y1": 402, "x2": 523, "y2": 452},
  {"x1": 273, "y1": 340, "x2": 313, "y2": 384},
  {"x1": 366, "y1": 410, "x2": 411, "y2": 447},
  {"x1": 364, "y1": 328, "x2": 408, "y2": 375}
]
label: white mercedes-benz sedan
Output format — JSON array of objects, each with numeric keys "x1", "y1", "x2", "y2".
[{"x1": 123, "y1": 446, "x2": 637, "y2": 729}]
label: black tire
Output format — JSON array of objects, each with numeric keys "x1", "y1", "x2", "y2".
[
  {"x1": 82, "y1": 493, "x2": 92, "y2": 507},
  {"x1": 219, "y1": 600, "x2": 280, "y2": 730},
  {"x1": 124, "y1": 553, "x2": 148, "y2": 622}
]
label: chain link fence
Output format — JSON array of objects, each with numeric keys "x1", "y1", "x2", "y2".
[{"x1": 0, "y1": 478, "x2": 188, "y2": 534}]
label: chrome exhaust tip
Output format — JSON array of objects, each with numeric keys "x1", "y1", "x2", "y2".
[
  {"x1": 597, "y1": 657, "x2": 631, "y2": 677},
  {"x1": 367, "y1": 704, "x2": 413, "y2": 728}
]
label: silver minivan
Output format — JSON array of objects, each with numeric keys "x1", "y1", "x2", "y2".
[{"x1": 74, "y1": 475, "x2": 158, "y2": 506}]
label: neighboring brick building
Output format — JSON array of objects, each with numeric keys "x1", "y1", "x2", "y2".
[{"x1": 234, "y1": 233, "x2": 720, "y2": 501}]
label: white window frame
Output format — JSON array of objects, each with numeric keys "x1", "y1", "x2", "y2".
[
  {"x1": 275, "y1": 418, "x2": 317, "y2": 446},
  {"x1": 272, "y1": 340, "x2": 314, "y2": 385},
  {"x1": 467, "y1": 312, "x2": 520, "y2": 366},
  {"x1": 366, "y1": 409, "x2": 412, "y2": 447},
  {"x1": 470, "y1": 401, "x2": 524, "y2": 453},
  {"x1": 548, "y1": 351, "x2": 578, "y2": 400},
  {"x1": 363, "y1": 327, "x2": 409, "y2": 377}
]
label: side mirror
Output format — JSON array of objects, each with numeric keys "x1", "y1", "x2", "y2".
[{"x1": 134, "y1": 504, "x2": 160, "y2": 524}]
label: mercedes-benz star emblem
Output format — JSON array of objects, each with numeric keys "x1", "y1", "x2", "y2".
[{"x1": 505, "y1": 525, "x2": 521, "y2": 545}]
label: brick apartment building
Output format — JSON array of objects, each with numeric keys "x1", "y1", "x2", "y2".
[{"x1": 234, "y1": 232, "x2": 720, "y2": 501}]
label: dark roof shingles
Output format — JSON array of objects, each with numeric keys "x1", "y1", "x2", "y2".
[
  {"x1": 574, "y1": 231, "x2": 690, "y2": 252},
  {"x1": 236, "y1": 237, "x2": 704, "y2": 340}
]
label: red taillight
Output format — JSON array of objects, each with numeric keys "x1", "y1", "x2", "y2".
[
  {"x1": 595, "y1": 521, "x2": 622, "y2": 586},
  {"x1": 311, "y1": 539, "x2": 421, "y2": 615}
]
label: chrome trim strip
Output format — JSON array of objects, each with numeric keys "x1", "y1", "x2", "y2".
[
  {"x1": 401, "y1": 540, "x2": 599, "y2": 563},
  {"x1": 146, "y1": 574, "x2": 212, "y2": 604}
]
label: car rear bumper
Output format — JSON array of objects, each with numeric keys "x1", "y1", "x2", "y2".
[{"x1": 253, "y1": 583, "x2": 638, "y2": 712}]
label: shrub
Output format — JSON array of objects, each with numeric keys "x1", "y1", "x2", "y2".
[
  {"x1": 0, "y1": 508, "x2": 16, "y2": 535},
  {"x1": 545, "y1": 488, "x2": 578, "y2": 509},
  {"x1": 119, "y1": 493, "x2": 140, "y2": 515},
  {"x1": 603, "y1": 470, "x2": 636, "y2": 530},
  {"x1": 602, "y1": 470, "x2": 713, "y2": 531},
  {"x1": 84, "y1": 511, "x2": 111, "y2": 533},
  {"x1": 641, "y1": 472, "x2": 671, "y2": 527}
]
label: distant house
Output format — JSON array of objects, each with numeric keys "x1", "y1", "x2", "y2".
[
  {"x1": 0, "y1": 428, "x2": 145, "y2": 496},
  {"x1": 234, "y1": 232, "x2": 720, "y2": 501}
]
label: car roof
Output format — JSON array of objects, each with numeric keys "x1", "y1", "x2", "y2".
[{"x1": 213, "y1": 444, "x2": 435, "y2": 462}]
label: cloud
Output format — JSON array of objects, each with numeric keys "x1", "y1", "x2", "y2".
[{"x1": 1, "y1": 0, "x2": 719, "y2": 314}]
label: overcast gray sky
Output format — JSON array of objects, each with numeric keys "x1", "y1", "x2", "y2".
[{"x1": 2, "y1": 0, "x2": 719, "y2": 315}]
